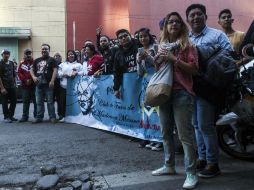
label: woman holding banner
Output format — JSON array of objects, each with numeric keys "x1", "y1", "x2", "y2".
[
  {"x1": 57, "y1": 50, "x2": 83, "y2": 122},
  {"x1": 136, "y1": 27, "x2": 157, "y2": 76},
  {"x1": 136, "y1": 27, "x2": 163, "y2": 151},
  {"x1": 83, "y1": 44, "x2": 104, "y2": 76},
  {"x1": 151, "y1": 12, "x2": 199, "y2": 189}
]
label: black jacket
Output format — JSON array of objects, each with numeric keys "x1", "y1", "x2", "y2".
[
  {"x1": 0, "y1": 60, "x2": 16, "y2": 88},
  {"x1": 102, "y1": 46, "x2": 118, "y2": 75},
  {"x1": 239, "y1": 20, "x2": 254, "y2": 53},
  {"x1": 113, "y1": 39, "x2": 138, "y2": 91}
]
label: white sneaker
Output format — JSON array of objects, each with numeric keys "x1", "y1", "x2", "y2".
[
  {"x1": 145, "y1": 142, "x2": 156, "y2": 149},
  {"x1": 152, "y1": 166, "x2": 176, "y2": 176},
  {"x1": 4, "y1": 118, "x2": 12, "y2": 123},
  {"x1": 151, "y1": 143, "x2": 163, "y2": 151},
  {"x1": 183, "y1": 173, "x2": 198, "y2": 189},
  {"x1": 59, "y1": 118, "x2": 65, "y2": 123}
]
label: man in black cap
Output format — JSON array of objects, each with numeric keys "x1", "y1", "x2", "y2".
[
  {"x1": 0, "y1": 49, "x2": 17, "y2": 122},
  {"x1": 18, "y1": 48, "x2": 37, "y2": 122}
]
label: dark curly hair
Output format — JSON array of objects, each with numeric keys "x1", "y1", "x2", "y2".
[
  {"x1": 84, "y1": 43, "x2": 98, "y2": 56},
  {"x1": 66, "y1": 49, "x2": 78, "y2": 62}
]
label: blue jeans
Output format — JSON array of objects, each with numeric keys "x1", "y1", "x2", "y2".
[
  {"x1": 22, "y1": 88, "x2": 37, "y2": 119},
  {"x1": 159, "y1": 90, "x2": 196, "y2": 174},
  {"x1": 193, "y1": 97, "x2": 219, "y2": 164},
  {"x1": 35, "y1": 85, "x2": 56, "y2": 120}
]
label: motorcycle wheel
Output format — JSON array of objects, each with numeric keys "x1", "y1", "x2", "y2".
[{"x1": 217, "y1": 124, "x2": 254, "y2": 161}]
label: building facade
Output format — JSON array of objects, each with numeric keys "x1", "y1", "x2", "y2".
[
  {"x1": 1, "y1": 0, "x2": 253, "y2": 61},
  {"x1": 0, "y1": 0, "x2": 66, "y2": 61}
]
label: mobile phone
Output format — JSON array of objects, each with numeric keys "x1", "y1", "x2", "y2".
[
  {"x1": 138, "y1": 47, "x2": 145, "y2": 54},
  {"x1": 153, "y1": 44, "x2": 159, "y2": 54}
]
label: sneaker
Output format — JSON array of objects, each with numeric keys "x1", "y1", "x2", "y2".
[
  {"x1": 50, "y1": 118, "x2": 58, "y2": 124},
  {"x1": 145, "y1": 142, "x2": 157, "y2": 149},
  {"x1": 32, "y1": 119, "x2": 42, "y2": 124},
  {"x1": 59, "y1": 117, "x2": 65, "y2": 123},
  {"x1": 196, "y1": 159, "x2": 207, "y2": 172},
  {"x1": 198, "y1": 164, "x2": 221, "y2": 178},
  {"x1": 151, "y1": 143, "x2": 163, "y2": 151},
  {"x1": 183, "y1": 173, "x2": 198, "y2": 189},
  {"x1": 4, "y1": 118, "x2": 12, "y2": 123},
  {"x1": 19, "y1": 118, "x2": 28, "y2": 122},
  {"x1": 152, "y1": 166, "x2": 176, "y2": 176},
  {"x1": 138, "y1": 140, "x2": 149, "y2": 148},
  {"x1": 10, "y1": 117, "x2": 18, "y2": 122}
]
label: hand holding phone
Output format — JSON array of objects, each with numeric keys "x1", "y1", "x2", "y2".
[
  {"x1": 138, "y1": 47, "x2": 145, "y2": 55},
  {"x1": 138, "y1": 47, "x2": 148, "y2": 61}
]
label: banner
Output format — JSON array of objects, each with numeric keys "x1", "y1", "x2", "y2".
[{"x1": 65, "y1": 69, "x2": 162, "y2": 141}]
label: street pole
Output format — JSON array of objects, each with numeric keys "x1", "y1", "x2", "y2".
[{"x1": 73, "y1": 21, "x2": 76, "y2": 50}]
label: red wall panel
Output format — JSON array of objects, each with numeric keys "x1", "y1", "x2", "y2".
[
  {"x1": 128, "y1": 0, "x2": 254, "y2": 39},
  {"x1": 67, "y1": 0, "x2": 254, "y2": 50},
  {"x1": 67, "y1": 0, "x2": 130, "y2": 50}
]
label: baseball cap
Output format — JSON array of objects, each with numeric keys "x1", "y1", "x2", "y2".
[
  {"x1": 24, "y1": 48, "x2": 32, "y2": 54},
  {"x1": 1, "y1": 49, "x2": 10, "y2": 54},
  {"x1": 159, "y1": 18, "x2": 165, "y2": 30}
]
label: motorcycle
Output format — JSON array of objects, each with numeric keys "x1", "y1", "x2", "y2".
[{"x1": 216, "y1": 45, "x2": 254, "y2": 161}]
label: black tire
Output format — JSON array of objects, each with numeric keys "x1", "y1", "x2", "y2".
[{"x1": 217, "y1": 124, "x2": 254, "y2": 161}]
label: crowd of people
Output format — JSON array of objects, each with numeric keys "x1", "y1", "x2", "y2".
[{"x1": 0, "y1": 3, "x2": 252, "y2": 189}]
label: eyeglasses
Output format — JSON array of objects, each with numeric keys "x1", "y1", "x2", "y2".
[{"x1": 167, "y1": 20, "x2": 181, "y2": 25}]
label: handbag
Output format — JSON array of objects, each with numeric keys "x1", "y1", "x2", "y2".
[{"x1": 144, "y1": 62, "x2": 172, "y2": 107}]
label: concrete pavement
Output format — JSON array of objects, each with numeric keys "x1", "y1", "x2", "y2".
[{"x1": 0, "y1": 103, "x2": 253, "y2": 189}]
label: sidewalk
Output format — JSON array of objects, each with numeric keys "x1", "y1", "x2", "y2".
[
  {"x1": 93, "y1": 156, "x2": 254, "y2": 190},
  {"x1": 0, "y1": 103, "x2": 253, "y2": 189}
]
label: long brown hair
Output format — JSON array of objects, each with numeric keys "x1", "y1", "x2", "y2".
[{"x1": 160, "y1": 12, "x2": 192, "y2": 50}]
